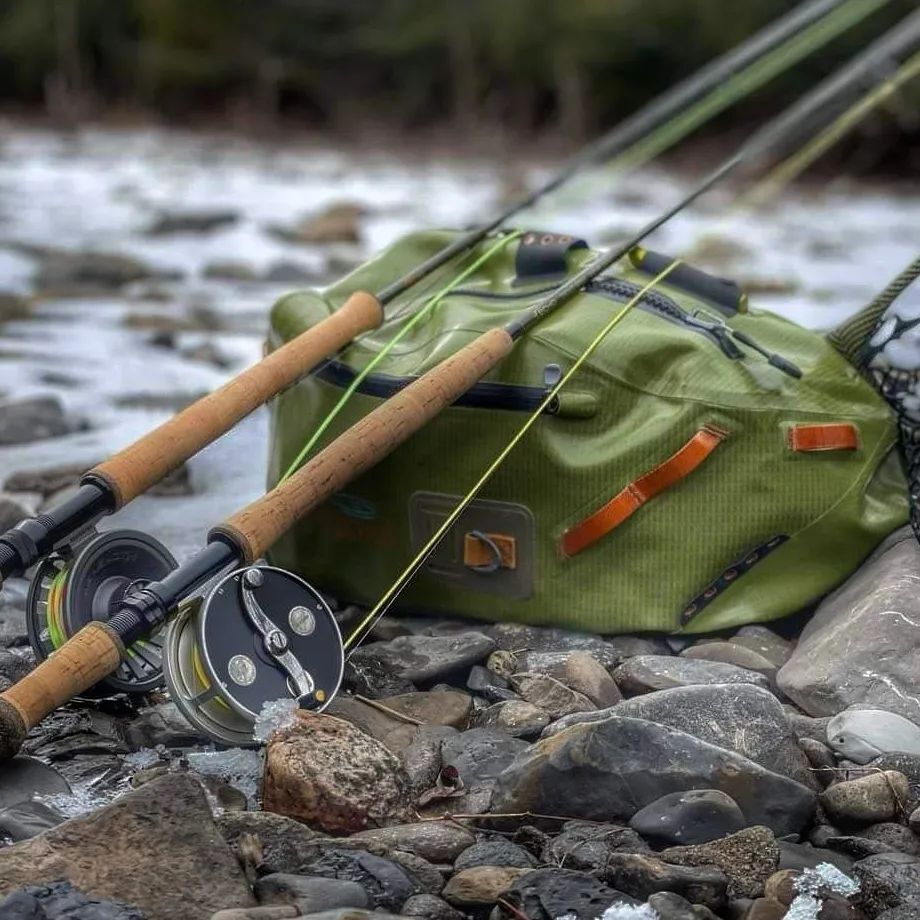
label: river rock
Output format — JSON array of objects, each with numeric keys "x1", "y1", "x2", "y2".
[
  {"x1": 0, "y1": 395, "x2": 81, "y2": 445},
  {"x1": 467, "y1": 665, "x2": 515, "y2": 703},
  {"x1": 660, "y1": 827, "x2": 780, "y2": 899},
  {"x1": 262, "y1": 712, "x2": 413, "y2": 834},
  {"x1": 0, "y1": 773, "x2": 253, "y2": 919},
  {"x1": 491, "y1": 716, "x2": 816, "y2": 836},
  {"x1": 147, "y1": 208, "x2": 239, "y2": 235},
  {"x1": 647, "y1": 891, "x2": 721, "y2": 919},
  {"x1": 541, "y1": 821, "x2": 650, "y2": 872},
  {"x1": 0, "y1": 799, "x2": 65, "y2": 841},
  {"x1": 562, "y1": 651, "x2": 623, "y2": 707},
  {"x1": 827, "y1": 709, "x2": 920, "y2": 763},
  {"x1": 254, "y1": 874, "x2": 369, "y2": 912},
  {"x1": 400, "y1": 725, "x2": 456, "y2": 791},
  {"x1": 440, "y1": 727, "x2": 528, "y2": 787},
  {"x1": 454, "y1": 839, "x2": 537, "y2": 871},
  {"x1": 401, "y1": 894, "x2": 464, "y2": 920},
  {"x1": 854, "y1": 852, "x2": 920, "y2": 915},
  {"x1": 0, "y1": 647, "x2": 34, "y2": 684},
  {"x1": 501, "y1": 868, "x2": 639, "y2": 920},
  {"x1": 0, "y1": 493, "x2": 33, "y2": 531},
  {"x1": 216, "y1": 811, "x2": 325, "y2": 876},
  {"x1": 629, "y1": 790, "x2": 747, "y2": 846},
  {"x1": 349, "y1": 633, "x2": 496, "y2": 684},
  {"x1": 0, "y1": 756, "x2": 70, "y2": 808},
  {"x1": 777, "y1": 529, "x2": 920, "y2": 721},
  {"x1": 379, "y1": 690, "x2": 472, "y2": 728},
  {"x1": 0, "y1": 881, "x2": 145, "y2": 920},
  {"x1": 475, "y1": 700, "x2": 550, "y2": 739},
  {"x1": 510, "y1": 673, "x2": 596, "y2": 719},
  {"x1": 0, "y1": 292, "x2": 30, "y2": 324},
  {"x1": 442, "y1": 866, "x2": 529, "y2": 907},
  {"x1": 351, "y1": 822, "x2": 475, "y2": 863},
  {"x1": 294, "y1": 847, "x2": 417, "y2": 911},
  {"x1": 821, "y1": 772, "x2": 910, "y2": 825},
  {"x1": 34, "y1": 248, "x2": 172, "y2": 291},
  {"x1": 484, "y1": 622, "x2": 631, "y2": 666},
  {"x1": 680, "y1": 641, "x2": 778, "y2": 682},
  {"x1": 262, "y1": 260, "x2": 319, "y2": 284},
  {"x1": 733, "y1": 626, "x2": 795, "y2": 667},
  {"x1": 777, "y1": 841, "x2": 854, "y2": 875},
  {"x1": 268, "y1": 202, "x2": 364, "y2": 244},
  {"x1": 613, "y1": 655, "x2": 771, "y2": 694},
  {"x1": 602, "y1": 852, "x2": 727, "y2": 910},
  {"x1": 800, "y1": 738, "x2": 838, "y2": 787}
]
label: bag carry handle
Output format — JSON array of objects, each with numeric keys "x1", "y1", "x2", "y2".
[{"x1": 560, "y1": 424, "x2": 728, "y2": 558}]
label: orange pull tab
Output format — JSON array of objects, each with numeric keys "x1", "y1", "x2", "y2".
[
  {"x1": 561, "y1": 424, "x2": 728, "y2": 558},
  {"x1": 463, "y1": 532, "x2": 517, "y2": 571},
  {"x1": 788, "y1": 423, "x2": 858, "y2": 452}
]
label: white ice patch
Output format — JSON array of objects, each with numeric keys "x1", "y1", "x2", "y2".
[
  {"x1": 599, "y1": 904, "x2": 659, "y2": 920},
  {"x1": 123, "y1": 747, "x2": 163, "y2": 769},
  {"x1": 252, "y1": 697, "x2": 299, "y2": 743},
  {"x1": 782, "y1": 862, "x2": 860, "y2": 920},
  {"x1": 186, "y1": 747, "x2": 264, "y2": 806}
]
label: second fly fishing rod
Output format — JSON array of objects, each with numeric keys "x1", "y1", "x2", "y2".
[
  {"x1": 0, "y1": 0, "x2": 888, "y2": 599},
  {"x1": 2, "y1": 10, "x2": 917, "y2": 755}
]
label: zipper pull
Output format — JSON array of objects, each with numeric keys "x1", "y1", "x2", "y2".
[
  {"x1": 730, "y1": 328, "x2": 803, "y2": 379},
  {"x1": 683, "y1": 313, "x2": 745, "y2": 361}
]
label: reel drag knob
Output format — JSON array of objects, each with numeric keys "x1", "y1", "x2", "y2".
[
  {"x1": 162, "y1": 565, "x2": 343, "y2": 746},
  {"x1": 26, "y1": 530, "x2": 178, "y2": 695}
]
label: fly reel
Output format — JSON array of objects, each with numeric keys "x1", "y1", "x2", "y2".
[
  {"x1": 162, "y1": 565, "x2": 344, "y2": 746},
  {"x1": 26, "y1": 529, "x2": 178, "y2": 694}
]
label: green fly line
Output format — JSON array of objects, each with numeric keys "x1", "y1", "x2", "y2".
[
  {"x1": 343, "y1": 258, "x2": 684, "y2": 651},
  {"x1": 278, "y1": 230, "x2": 523, "y2": 483}
]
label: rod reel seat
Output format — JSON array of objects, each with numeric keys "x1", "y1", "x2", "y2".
[
  {"x1": 162, "y1": 565, "x2": 343, "y2": 746},
  {"x1": 26, "y1": 529, "x2": 178, "y2": 694}
]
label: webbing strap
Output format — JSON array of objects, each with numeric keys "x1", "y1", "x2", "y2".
[{"x1": 560, "y1": 424, "x2": 728, "y2": 558}]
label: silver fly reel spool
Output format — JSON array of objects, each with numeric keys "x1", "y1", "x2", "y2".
[{"x1": 162, "y1": 565, "x2": 344, "y2": 746}]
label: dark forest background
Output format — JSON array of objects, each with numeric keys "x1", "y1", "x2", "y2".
[{"x1": 0, "y1": 0, "x2": 917, "y2": 171}]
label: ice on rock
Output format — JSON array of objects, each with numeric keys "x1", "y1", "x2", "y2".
[
  {"x1": 253, "y1": 697, "x2": 299, "y2": 743},
  {"x1": 186, "y1": 748, "x2": 264, "y2": 806},
  {"x1": 123, "y1": 748, "x2": 162, "y2": 769},
  {"x1": 600, "y1": 905, "x2": 659, "y2": 920},
  {"x1": 782, "y1": 862, "x2": 860, "y2": 920}
]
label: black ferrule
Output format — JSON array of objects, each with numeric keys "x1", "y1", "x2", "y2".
[{"x1": 0, "y1": 483, "x2": 113, "y2": 581}]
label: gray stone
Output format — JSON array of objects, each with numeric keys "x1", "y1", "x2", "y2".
[
  {"x1": 799, "y1": 738, "x2": 838, "y2": 787},
  {"x1": 733, "y1": 626, "x2": 794, "y2": 667},
  {"x1": 454, "y1": 839, "x2": 537, "y2": 871},
  {"x1": 602, "y1": 852, "x2": 728, "y2": 911},
  {"x1": 821, "y1": 771, "x2": 910, "y2": 825},
  {"x1": 660, "y1": 826, "x2": 779, "y2": 900},
  {"x1": 501, "y1": 868, "x2": 639, "y2": 920},
  {"x1": 440, "y1": 727, "x2": 528, "y2": 787},
  {"x1": 0, "y1": 647, "x2": 34, "y2": 684},
  {"x1": 613, "y1": 655, "x2": 771, "y2": 695},
  {"x1": 0, "y1": 774, "x2": 253, "y2": 920},
  {"x1": 680, "y1": 641, "x2": 778, "y2": 682},
  {"x1": 777, "y1": 529, "x2": 920, "y2": 721},
  {"x1": 562, "y1": 651, "x2": 623, "y2": 707},
  {"x1": 872, "y1": 753, "x2": 920, "y2": 788},
  {"x1": 34, "y1": 248, "x2": 173, "y2": 291},
  {"x1": 854, "y1": 851, "x2": 920, "y2": 914},
  {"x1": 827, "y1": 709, "x2": 920, "y2": 764},
  {"x1": 786, "y1": 709, "x2": 832, "y2": 744},
  {"x1": 776, "y1": 840, "x2": 853, "y2": 874},
  {"x1": 349, "y1": 633, "x2": 496, "y2": 684},
  {"x1": 647, "y1": 891, "x2": 721, "y2": 919},
  {"x1": 216, "y1": 811, "x2": 326, "y2": 876},
  {"x1": 295, "y1": 847, "x2": 418, "y2": 911},
  {"x1": 351, "y1": 822, "x2": 475, "y2": 863},
  {"x1": 865, "y1": 824, "x2": 920, "y2": 857},
  {"x1": 541, "y1": 821, "x2": 650, "y2": 873},
  {"x1": 401, "y1": 894, "x2": 464, "y2": 920},
  {"x1": 254, "y1": 874, "x2": 369, "y2": 912},
  {"x1": 493, "y1": 716, "x2": 816, "y2": 836},
  {"x1": 0, "y1": 396, "x2": 82, "y2": 445},
  {"x1": 485, "y1": 623, "x2": 630, "y2": 667},
  {"x1": 0, "y1": 880, "x2": 145, "y2": 920},
  {"x1": 0, "y1": 799, "x2": 64, "y2": 841},
  {"x1": 0, "y1": 756, "x2": 70, "y2": 809},
  {"x1": 147, "y1": 208, "x2": 239, "y2": 236},
  {"x1": 629, "y1": 790, "x2": 746, "y2": 846},
  {"x1": 400, "y1": 725, "x2": 456, "y2": 791},
  {"x1": 441, "y1": 866, "x2": 529, "y2": 907},
  {"x1": 475, "y1": 700, "x2": 550, "y2": 739},
  {"x1": 510, "y1": 673, "x2": 596, "y2": 719},
  {"x1": 262, "y1": 260, "x2": 319, "y2": 284}
]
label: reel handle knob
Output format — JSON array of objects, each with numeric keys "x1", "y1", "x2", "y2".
[{"x1": 0, "y1": 622, "x2": 123, "y2": 761}]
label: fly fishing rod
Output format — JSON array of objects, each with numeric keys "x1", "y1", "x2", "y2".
[
  {"x1": 3, "y1": 11, "x2": 917, "y2": 757},
  {"x1": 6, "y1": 0, "x2": 884, "y2": 697}
]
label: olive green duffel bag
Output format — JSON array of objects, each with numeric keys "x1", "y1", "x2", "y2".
[{"x1": 264, "y1": 229, "x2": 907, "y2": 634}]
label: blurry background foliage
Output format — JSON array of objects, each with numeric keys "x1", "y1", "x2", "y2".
[{"x1": 0, "y1": 0, "x2": 916, "y2": 171}]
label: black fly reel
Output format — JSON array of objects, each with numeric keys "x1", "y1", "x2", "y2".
[
  {"x1": 26, "y1": 529, "x2": 178, "y2": 694},
  {"x1": 162, "y1": 565, "x2": 344, "y2": 746}
]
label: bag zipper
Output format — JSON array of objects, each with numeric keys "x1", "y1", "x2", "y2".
[{"x1": 313, "y1": 359, "x2": 559, "y2": 413}]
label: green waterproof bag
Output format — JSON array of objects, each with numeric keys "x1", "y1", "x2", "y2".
[{"x1": 265, "y1": 229, "x2": 908, "y2": 634}]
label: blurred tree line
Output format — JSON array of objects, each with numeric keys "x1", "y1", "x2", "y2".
[{"x1": 0, "y1": 0, "x2": 915, "y2": 164}]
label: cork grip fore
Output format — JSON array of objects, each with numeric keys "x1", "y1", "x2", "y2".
[
  {"x1": 89, "y1": 292, "x2": 384, "y2": 507},
  {"x1": 213, "y1": 327, "x2": 516, "y2": 562},
  {"x1": 0, "y1": 622, "x2": 122, "y2": 743}
]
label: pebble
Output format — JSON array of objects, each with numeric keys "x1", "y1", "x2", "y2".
[
  {"x1": 827, "y1": 709, "x2": 920, "y2": 763},
  {"x1": 254, "y1": 874, "x2": 370, "y2": 912},
  {"x1": 509, "y1": 672, "x2": 596, "y2": 719},
  {"x1": 348, "y1": 633, "x2": 496, "y2": 684},
  {"x1": 853, "y1": 851, "x2": 920, "y2": 915},
  {"x1": 440, "y1": 727, "x2": 528, "y2": 787},
  {"x1": 474, "y1": 700, "x2": 550, "y2": 739},
  {"x1": 660, "y1": 826, "x2": 780, "y2": 900},
  {"x1": 501, "y1": 868, "x2": 639, "y2": 920},
  {"x1": 454, "y1": 839, "x2": 537, "y2": 871},
  {"x1": 0, "y1": 880, "x2": 145, "y2": 920},
  {"x1": 401, "y1": 893, "x2": 465, "y2": 920},
  {"x1": 629, "y1": 790, "x2": 747, "y2": 846},
  {"x1": 800, "y1": 737, "x2": 838, "y2": 787},
  {"x1": 613, "y1": 655, "x2": 771, "y2": 694},
  {"x1": 216, "y1": 811, "x2": 326, "y2": 876},
  {"x1": 864, "y1": 823, "x2": 920, "y2": 857},
  {"x1": 147, "y1": 208, "x2": 239, "y2": 235},
  {"x1": 0, "y1": 395, "x2": 82, "y2": 445},
  {"x1": 541, "y1": 821, "x2": 650, "y2": 873},
  {"x1": 680, "y1": 641, "x2": 778, "y2": 682},
  {"x1": 562, "y1": 650, "x2": 623, "y2": 707},
  {"x1": 732, "y1": 626, "x2": 794, "y2": 667},
  {"x1": 648, "y1": 890, "x2": 721, "y2": 918},
  {"x1": 351, "y1": 823, "x2": 475, "y2": 863},
  {"x1": 262, "y1": 712, "x2": 413, "y2": 834},
  {"x1": 602, "y1": 852, "x2": 728, "y2": 911},
  {"x1": 821, "y1": 771, "x2": 910, "y2": 825},
  {"x1": 441, "y1": 865, "x2": 529, "y2": 907}
]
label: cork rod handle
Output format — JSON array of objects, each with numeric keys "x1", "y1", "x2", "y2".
[
  {"x1": 212, "y1": 327, "x2": 515, "y2": 562},
  {"x1": 89, "y1": 292, "x2": 384, "y2": 507},
  {"x1": 0, "y1": 623, "x2": 124, "y2": 760}
]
